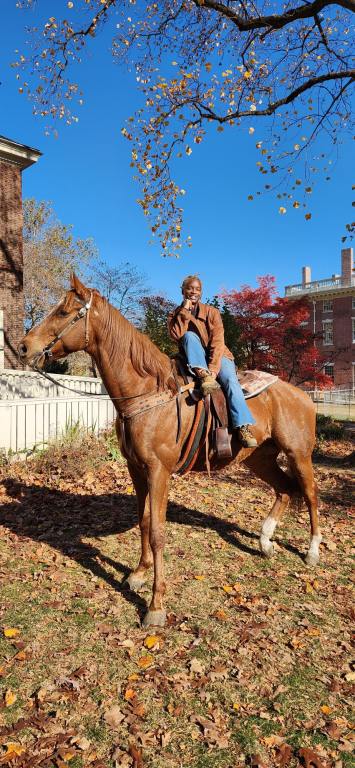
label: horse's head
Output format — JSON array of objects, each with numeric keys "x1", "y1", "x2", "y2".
[{"x1": 18, "y1": 273, "x2": 94, "y2": 368}]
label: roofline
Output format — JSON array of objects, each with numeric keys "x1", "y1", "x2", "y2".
[
  {"x1": 0, "y1": 134, "x2": 42, "y2": 170},
  {"x1": 286, "y1": 285, "x2": 355, "y2": 300}
]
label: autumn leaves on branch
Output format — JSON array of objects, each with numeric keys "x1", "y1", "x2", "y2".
[{"x1": 15, "y1": 0, "x2": 355, "y2": 253}]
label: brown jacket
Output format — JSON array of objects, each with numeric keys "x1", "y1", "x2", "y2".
[{"x1": 168, "y1": 302, "x2": 234, "y2": 375}]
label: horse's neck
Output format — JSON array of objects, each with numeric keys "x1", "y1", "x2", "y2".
[{"x1": 90, "y1": 305, "x2": 170, "y2": 404}]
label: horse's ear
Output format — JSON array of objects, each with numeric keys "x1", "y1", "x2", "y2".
[{"x1": 70, "y1": 272, "x2": 91, "y2": 302}]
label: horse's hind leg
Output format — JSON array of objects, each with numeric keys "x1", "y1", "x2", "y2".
[
  {"x1": 125, "y1": 463, "x2": 153, "y2": 591},
  {"x1": 244, "y1": 447, "x2": 293, "y2": 558},
  {"x1": 289, "y1": 452, "x2": 321, "y2": 566}
]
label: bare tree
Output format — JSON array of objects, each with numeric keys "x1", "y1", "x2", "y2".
[
  {"x1": 16, "y1": 1, "x2": 354, "y2": 253},
  {"x1": 90, "y1": 260, "x2": 150, "y2": 323}
]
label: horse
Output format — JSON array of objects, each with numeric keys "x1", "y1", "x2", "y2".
[{"x1": 18, "y1": 273, "x2": 321, "y2": 627}]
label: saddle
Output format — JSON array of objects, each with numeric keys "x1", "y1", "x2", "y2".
[{"x1": 172, "y1": 354, "x2": 278, "y2": 475}]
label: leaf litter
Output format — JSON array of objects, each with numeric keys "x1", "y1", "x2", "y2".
[{"x1": 0, "y1": 436, "x2": 353, "y2": 766}]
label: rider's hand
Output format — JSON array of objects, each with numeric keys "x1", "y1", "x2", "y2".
[
  {"x1": 183, "y1": 299, "x2": 192, "y2": 311},
  {"x1": 210, "y1": 371, "x2": 217, "y2": 379}
]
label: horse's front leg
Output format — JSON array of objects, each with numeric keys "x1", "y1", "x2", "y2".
[
  {"x1": 125, "y1": 462, "x2": 152, "y2": 591},
  {"x1": 142, "y1": 463, "x2": 170, "y2": 628}
]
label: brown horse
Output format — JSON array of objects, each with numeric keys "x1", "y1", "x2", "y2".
[{"x1": 18, "y1": 274, "x2": 321, "y2": 627}]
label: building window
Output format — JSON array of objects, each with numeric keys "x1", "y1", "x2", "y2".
[
  {"x1": 322, "y1": 320, "x2": 333, "y2": 346},
  {"x1": 352, "y1": 318, "x2": 355, "y2": 344},
  {"x1": 323, "y1": 299, "x2": 333, "y2": 312},
  {"x1": 352, "y1": 298, "x2": 355, "y2": 310},
  {"x1": 324, "y1": 363, "x2": 334, "y2": 381}
]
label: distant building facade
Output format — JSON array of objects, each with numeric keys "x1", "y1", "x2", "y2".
[
  {"x1": 285, "y1": 248, "x2": 355, "y2": 390},
  {"x1": 0, "y1": 135, "x2": 41, "y2": 370}
]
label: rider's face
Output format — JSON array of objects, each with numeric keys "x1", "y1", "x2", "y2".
[{"x1": 183, "y1": 279, "x2": 202, "y2": 305}]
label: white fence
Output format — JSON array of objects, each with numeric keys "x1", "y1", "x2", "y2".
[
  {"x1": 0, "y1": 396, "x2": 116, "y2": 455},
  {"x1": 307, "y1": 389, "x2": 355, "y2": 420},
  {"x1": 0, "y1": 369, "x2": 115, "y2": 455},
  {"x1": 0, "y1": 369, "x2": 104, "y2": 400}
]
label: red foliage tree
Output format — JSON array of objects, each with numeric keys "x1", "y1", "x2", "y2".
[{"x1": 222, "y1": 276, "x2": 332, "y2": 388}]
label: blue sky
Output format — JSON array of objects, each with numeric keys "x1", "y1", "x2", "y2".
[{"x1": 1, "y1": 1, "x2": 353, "y2": 304}]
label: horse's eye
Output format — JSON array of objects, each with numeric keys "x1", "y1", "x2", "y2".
[{"x1": 58, "y1": 309, "x2": 69, "y2": 317}]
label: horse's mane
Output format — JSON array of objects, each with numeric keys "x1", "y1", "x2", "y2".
[{"x1": 95, "y1": 292, "x2": 174, "y2": 391}]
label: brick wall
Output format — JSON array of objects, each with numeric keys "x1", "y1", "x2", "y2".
[
  {"x1": 0, "y1": 160, "x2": 24, "y2": 369},
  {"x1": 304, "y1": 294, "x2": 355, "y2": 387}
]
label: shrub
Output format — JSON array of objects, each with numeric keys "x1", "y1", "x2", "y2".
[{"x1": 316, "y1": 414, "x2": 345, "y2": 441}]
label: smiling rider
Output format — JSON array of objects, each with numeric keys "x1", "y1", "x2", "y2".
[{"x1": 168, "y1": 275, "x2": 257, "y2": 449}]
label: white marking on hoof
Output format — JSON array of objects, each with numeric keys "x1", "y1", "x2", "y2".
[
  {"x1": 259, "y1": 516, "x2": 277, "y2": 557},
  {"x1": 260, "y1": 536, "x2": 274, "y2": 558},
  {"x1": 142, "y1": 609, "x2": 167, "y2": 628},
  {"x1": 305, "y1": 533, "x2": 322, "y2": 566},
  {"x1": 125, "y1": 572, "x2": 146, "y2": 591}
]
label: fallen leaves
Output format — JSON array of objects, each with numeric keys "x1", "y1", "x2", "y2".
[
  {"x1": 143, "y1": 635, "x2": 160, "y2": 650},
  {"x1": 190, "y1": 711, "x2": 230, "y2": 749},
  {"x1": 189, "y1": 658, "x2": 205, "y2": 675},
  {"x1": 275, "y1": 743, "x2": 292, "y2": 767},
  {"x1": 0, "y1": 742, "x2": 26, "y2": 761},
  {"x1": 211, "y1": 608, "x2": 229, "y2": 621},
  {"x1": 299, "y1": 747, "x2": 329, "y2": 768},
  {"x1": 0, "y1": 437, "x2": 352, "y2": 766},
  {"x1": 4, "y1": 690, "x2": 17, "y2": 708},
  {"x1": 136, "y1": 654, "x2": 154, "y2": 670},
  {"x1": 251, "y1": 753, "x2": 268, "y2": 768},
  {"x1": 104, "y1": 705, "x2": 125, "y2": 730},
  {"x1": 3, "y1": 629, "x2": 20, "y2": 639}
]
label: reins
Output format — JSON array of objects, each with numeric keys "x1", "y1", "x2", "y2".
[{"x1": 29, "y1": 295, "x2": 195, "y2": 423}]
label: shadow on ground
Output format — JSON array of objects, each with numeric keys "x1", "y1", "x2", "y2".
[{"x1": 0, "y1": 479, "x2": 276, "y2": 620}]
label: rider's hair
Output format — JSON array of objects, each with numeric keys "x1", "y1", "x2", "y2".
[{"x1": 181, "y1": 274, "x2": 202, "y2": 293}]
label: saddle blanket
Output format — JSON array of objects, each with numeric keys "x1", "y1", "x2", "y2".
[{"x1": 239, "y1": 369, "x2": 278, "y2": 399}]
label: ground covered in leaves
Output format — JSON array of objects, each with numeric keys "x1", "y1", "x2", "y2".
[{"x1": 0, "y1": 432, "x2": 353, "y2": 768}]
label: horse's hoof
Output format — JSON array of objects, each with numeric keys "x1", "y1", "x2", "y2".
[
  {"x1": 259, "y1": 538, "x2": 274, "y2": 558},
  {"x1": 305, "y1": 552, "x2": 319, "y2": 567},
  {"x1": 125, "y1": 572, "x2": 146, "y2": 591},
  {"x1": 142, "y1": 609, "x2": 167, "y2": 628}
]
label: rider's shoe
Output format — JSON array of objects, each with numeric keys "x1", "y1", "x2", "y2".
[
  {"x1": 236, "y1": 425, "x2": 257, "y2": 448},
  {"x1": 197, "y1": 372, "x2": 220, "y2": 396}
]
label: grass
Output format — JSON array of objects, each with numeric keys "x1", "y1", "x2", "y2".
[{"x1": 0, "y1": 431, "x2": 353, "y2": 766}]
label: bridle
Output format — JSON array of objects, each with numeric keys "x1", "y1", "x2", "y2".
[
  {"x1": 39, "y1": 293, "x2": 93, "y2": 363},
  {"x1": 30, "y1": 293, "x2": 96, "y2": 396}
]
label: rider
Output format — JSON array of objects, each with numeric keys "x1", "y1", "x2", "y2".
[{"x1": 168, "y1": 274, "x2": 257, "y2": 448}]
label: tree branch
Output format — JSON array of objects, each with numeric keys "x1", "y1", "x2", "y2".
[
  {"x1": 193, "y1": 0, "x2": 355, "y2": 32},
  {"x1": 193, "y1": 69, "x2": 355, "y2": 121}
]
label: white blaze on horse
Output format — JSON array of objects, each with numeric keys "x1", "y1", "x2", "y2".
[{"x1": 18, "y1": 274, "x2": 321, "y2": 628}]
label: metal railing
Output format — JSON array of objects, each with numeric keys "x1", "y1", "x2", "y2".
[
  {"x1": 285, "y1": 276, "x2": 355, "y2": 297},
  {"x1": 307, "y1": 388, "x2": 355, "y2": 420}
]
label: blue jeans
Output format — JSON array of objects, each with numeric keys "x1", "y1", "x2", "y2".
[{"x1": 180, "y1": 331, "x2": 256, "y2": 428}]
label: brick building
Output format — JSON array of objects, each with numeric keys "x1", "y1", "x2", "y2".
[
  {"x1": 0, "y1": 135, "x2": 41, "y2": 370},
  {"x1": 285, "y1": 248, "x2": 355, "y2": 390}
]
